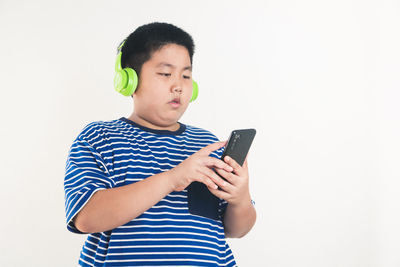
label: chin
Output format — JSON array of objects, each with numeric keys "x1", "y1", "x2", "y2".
[
  {"x1": 155, "y1": 116, "x2": 179, "y2": 126},
  {"x1": 165, "y1": 111, "x2": 185, "y2": 121}
]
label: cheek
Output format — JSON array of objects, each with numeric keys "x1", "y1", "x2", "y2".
[
  {"x1": 185, "y1": 87, "x2": 194, "y2": 102},
  {"x1": 138, "y1": 82, "x2": 165, "y2": 102}
]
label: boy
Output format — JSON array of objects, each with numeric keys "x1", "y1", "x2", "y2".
[{"x1": 64, "y1": 22, "x2": 256, "y2": 266}]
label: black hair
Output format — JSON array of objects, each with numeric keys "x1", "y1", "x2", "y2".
[{"x1": 118, "y1": 22, "x2": 195, "y2": 77}]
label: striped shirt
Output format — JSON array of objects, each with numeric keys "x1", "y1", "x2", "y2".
[{"x1": 64, "y1": 117, "x2": 237, "y2": 266}]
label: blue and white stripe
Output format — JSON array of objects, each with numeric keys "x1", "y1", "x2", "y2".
[{"x1": 64, "y1": 118, "x2": 236, "y2": 266}]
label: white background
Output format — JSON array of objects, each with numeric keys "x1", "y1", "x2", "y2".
[{"x1": 1, "y1": 0, "x2": 399, "y2": 266}]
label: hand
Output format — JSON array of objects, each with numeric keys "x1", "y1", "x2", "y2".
[
  {"x1": 209, "y1": 156, "x2": 251, "y2": 206},
  {"x1": 169, "y1": 141, "x2": 234, "y2": 192}
]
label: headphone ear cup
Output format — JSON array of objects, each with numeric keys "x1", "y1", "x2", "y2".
[
  {"x1": 114, "y1": 67, "x2": 138, "y2": 96},
  {"x1": 190, "y1": 80, "x2": 199, "y2": 102}
]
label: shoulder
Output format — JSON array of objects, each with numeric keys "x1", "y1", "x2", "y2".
[
  {"x1": 76, "y1": 119, "x2": 126, "y2": 144},
  {"x1": 184, "y1": 124, "x2": 225, "y2": 158}
]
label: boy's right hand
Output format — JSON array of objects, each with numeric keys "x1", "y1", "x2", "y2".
[{"x1": 169, "y1": 141, "x2": 233, "y2": 192}]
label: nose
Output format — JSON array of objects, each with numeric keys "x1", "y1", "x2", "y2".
[{"x1": 172, "y1": 86, "x2": 182, "y2": 94}]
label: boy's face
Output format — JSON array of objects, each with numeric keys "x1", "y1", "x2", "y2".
[{"x1": 132, "y1": 43, "x2": 193, "y2": 129}]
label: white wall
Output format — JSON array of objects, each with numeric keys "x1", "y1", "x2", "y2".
[{"x1": 0, "y1": 0, "x2": 399, "y2": 266}]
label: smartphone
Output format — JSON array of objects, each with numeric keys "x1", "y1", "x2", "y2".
[
  {"x1": 221, "y1": 129, "x2": 256, "y2": 166},
  {"x1": 187, "y1": 128, "x2": 256, "y2": 220}
]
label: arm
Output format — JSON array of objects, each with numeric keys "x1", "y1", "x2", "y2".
[
  {"x1": 74, "y1": 170, "x2": 174, "y2": 233},
  {"x1": 209, "y1": 156, "x2": 257, "y2": 238},
  {"x1": 74, "y1": 141, "x2": 232, "y2": 234},
  {"x1": 223, "y1": 196, "x2": 256, "y2": 238}
]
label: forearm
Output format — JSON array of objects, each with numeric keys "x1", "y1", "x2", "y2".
[
  {"x1": 74, "y1": 170, "x2": 175, "y2": 233},
  {"x1": 223, "y1": 196, "x2": 256, "y2": 238}
]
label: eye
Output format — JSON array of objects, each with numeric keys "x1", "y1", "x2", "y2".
[
  {"x1": 157, "y1": 73, "x2": 171, "y2": 77},
  {"x1": 183, "y1": 75, "x2": 191, "y2": 79}
]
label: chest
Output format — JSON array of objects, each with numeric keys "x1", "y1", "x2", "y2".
[{"x1": 106, "y1": 134, "x2": 203, "y2": 186}]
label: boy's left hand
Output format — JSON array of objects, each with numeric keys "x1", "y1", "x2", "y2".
[{"x1": 208, "y1": 156, "x2": 251, "y2": 206}]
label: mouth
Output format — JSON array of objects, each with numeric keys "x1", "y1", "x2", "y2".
[{"x1": 168, "y1": 97, "x2": 181, "y2": 107}]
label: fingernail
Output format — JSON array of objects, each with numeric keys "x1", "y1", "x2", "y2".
[{"x1": 214, "y1": 185, "x2": 218, "y2": 189}]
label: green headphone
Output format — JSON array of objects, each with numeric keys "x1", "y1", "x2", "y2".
[{"x1": 114, "y1": 41, "x2": 199, "y2": 102}]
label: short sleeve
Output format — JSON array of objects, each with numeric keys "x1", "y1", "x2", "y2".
[{"x1": 64, "y1": 136, "x2": 115, "y2": 234}]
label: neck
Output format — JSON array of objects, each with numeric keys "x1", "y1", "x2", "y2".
[{"x1": 127, "y1": 113, "x2": 180, "y2": 132}]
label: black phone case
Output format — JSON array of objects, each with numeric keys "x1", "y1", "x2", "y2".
[
  {"x1": 221, "y1": 129, "x2": 256, "y2": 166},
  {"x1": 187, "y1": 129, "x2": 256, "y2": 220}
]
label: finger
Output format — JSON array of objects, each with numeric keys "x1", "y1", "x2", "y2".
[
  {"x1": 215, "y1": 167, "x2": 237, "y2": 186},
  {"x1": 205, "y1": 157, "x2": 233, "y2": 172},
  {"x1": 199, "y1": 167, "x2": 227, "y2": 188},
  {"x1": 197, "y1": 141, "x2": 227, "y2": 156},
  {"x1": 243, "y1": 157, "x2": 248, "y2": 169},
  {"x1": 199, "y1": 176, "x2": 218, "y2": 190},
  {"x1": 208, "y1": 186, "x2": 230, "y2": 200},
  {"x1": 224, "y1": 156, "x2": 244, "y2": 176},
  {"x1": 213, "y1": 169, "x2": 236, "y2": 193}
]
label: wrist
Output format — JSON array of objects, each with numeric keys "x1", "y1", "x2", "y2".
[
  {"x1": 166, "y1": 167, "x2": 180, "y2": 192},
  {"x1": 229, "y1": 194, "x2": 252, "y2": 209}
]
